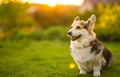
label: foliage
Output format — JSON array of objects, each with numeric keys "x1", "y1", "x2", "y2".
[
  {"x1": 95, "y1": 3, "x2": 120, "y2": 41},
  {"x1": 31, "y1": 5, "x2": 79, "y2": 28},
  {"x1": 0, "y1": 1, "x2": 120, "y2": 41},
  {"x1": 42, "y1": 26, "x2": 69, "y2": 41},
  {"x1": 30, "y1": 3, "x2": 120, "y2": 41},
  {"x1": 13, "y1": 26, "x2": 69, "y2": 41},
  {"x1": 0, "y1": 0, "x2": 37, "y2": 32}
]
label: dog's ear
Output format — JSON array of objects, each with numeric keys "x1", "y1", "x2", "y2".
[
  {"x1": 87, "y1": 15, "x2": 96, "y2": 31},
  {"x1": 74, "y1": 16, "x2": 80, "y2": 21}
]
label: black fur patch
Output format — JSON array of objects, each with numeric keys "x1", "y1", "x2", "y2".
[
  {"x1": 91, "y1": 39, "x2": 103, "y2": 54},
  {"x1": 102, "y1": 48, "x2": 113, "y2": 69}
]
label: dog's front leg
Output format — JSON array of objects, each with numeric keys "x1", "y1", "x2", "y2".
[
  {"x1": 79, "y1": 66, "x2": 87, "y2": 75},
  {"x1": 76, "y1": 62, "x2": 87, "y2": 75},
  {"x1": 93, "y1": 58, "x2": 101, "y2": 77}
]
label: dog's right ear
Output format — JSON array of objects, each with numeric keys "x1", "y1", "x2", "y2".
[{"x1": 74, "y1": 16, "x2": 80, "y2": 21}]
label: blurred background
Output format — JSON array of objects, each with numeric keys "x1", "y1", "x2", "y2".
[
  {"x1": 0, "y1": 0, "x2": 120, "y2": 77},
  {"x1": 0, "y1": 0, "x2": 120, "y2": 42}
]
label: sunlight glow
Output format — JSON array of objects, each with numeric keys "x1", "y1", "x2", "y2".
[
  {"x1": 22, "y1": 0, "x2": 84, "y2": 7},
  {"x1": 69, "y1": 63, "x2": 76, "y2": 69}
]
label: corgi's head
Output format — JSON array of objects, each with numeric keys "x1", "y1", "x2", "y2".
[{"x1": 67, "y1": 15, "x2": 96, "y2": 41}]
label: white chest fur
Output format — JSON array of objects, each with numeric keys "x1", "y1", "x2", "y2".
[{"x1": 70, "y1": 41, "x2": 99, "y2": 63}]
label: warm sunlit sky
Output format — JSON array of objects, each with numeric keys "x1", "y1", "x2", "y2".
[{"x1": 22, "y1": 0, "x2": 84, "y2": 7}]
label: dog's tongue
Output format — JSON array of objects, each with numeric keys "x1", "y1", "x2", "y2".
[
  {"x1": 71, "y1": 36, "x2": 77, "y2": 41},
  {"x1": 71, "y1": 35, "x2": 81, "y2": 41}
]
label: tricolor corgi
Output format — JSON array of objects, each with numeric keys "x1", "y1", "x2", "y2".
[{"x1": 67, "y1": 15, "x2": 113, "y2": 77}]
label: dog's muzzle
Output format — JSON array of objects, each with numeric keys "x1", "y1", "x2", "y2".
[{"x1": 67, "y1": 31, "x2": 81, "y2": 41}]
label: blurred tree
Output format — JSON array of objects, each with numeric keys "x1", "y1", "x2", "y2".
[
  {"x1": 0, "y1": 0, "x2": 35, "y2": 29},
  {"x1": 95, "y1": 3, "x2": 120, "y2": 41},
  {"x1": 0, "y1": 0, "x2": 36, "y2": 39},
  {"x1": 1, "y1": 0, "x2": 21, "y2": 3},
  {"x1": 0, "y1": 0, "x2": 19, "y2": 32},
  {"x1": 28, "y1": 5, "x2": 79, "y2": 28}
]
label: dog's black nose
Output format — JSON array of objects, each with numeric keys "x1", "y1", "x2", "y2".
[{"x1": 67, "y1": 31, "x2": 72, "y2": 36}]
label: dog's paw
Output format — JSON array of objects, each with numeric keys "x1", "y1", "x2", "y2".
[
  {"x1": 93, "y1": 71, "x2": 100, "y2": 77},
  {"x1": 80, "y1": 71, "x2": 87, "y2": 75}
]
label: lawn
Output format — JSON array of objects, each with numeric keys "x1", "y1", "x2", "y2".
[{"x1": 0, "y1": 40, "x2": 120, "y2": 77}]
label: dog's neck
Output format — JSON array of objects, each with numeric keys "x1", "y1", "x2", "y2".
[{"x1": 71, "y1": 33, "x2": 96, "y2": 49}]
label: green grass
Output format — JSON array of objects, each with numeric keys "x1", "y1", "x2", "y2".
[{"x1": 0, "y1": 40, "x2": 120, "y2": 77}]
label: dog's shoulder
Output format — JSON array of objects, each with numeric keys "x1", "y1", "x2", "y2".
[{"x1": 90, "y1": 39, "x2": 104, "y2": 54}]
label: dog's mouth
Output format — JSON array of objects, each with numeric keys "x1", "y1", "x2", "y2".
[{"x1": 71, "y1": 35, "x2": 81, "y2": 41}]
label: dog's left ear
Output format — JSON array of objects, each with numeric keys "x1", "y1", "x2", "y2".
[{"x1": 87, "y1": 15, "x2": 96, "y2": 31}]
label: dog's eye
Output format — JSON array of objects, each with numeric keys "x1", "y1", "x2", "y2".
[
  {"x1": 76, "y1": 26, "x2": 81, "y2": 29},
  {"x1": 70, "y1": 26, "x2": 72, "y2": 28}
]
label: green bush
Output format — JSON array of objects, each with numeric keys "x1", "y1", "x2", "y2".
[
  {"x1": 15, "y1": 31, "x2": 30, "y2": 40},
  {"x1": 95, "y1": 26, "x2": 120, "y2": 42},
  {"x1": 42, "y1": 26, "x2": 69, "y2": 41},
  {"x1": 94, "y1": 3, "x2": 120, "y2": 41},
  {"x1": 28, "y1": 30, "x2": 43, "y2": 41},
  {"x1": 13, "y1": 26, "x2": 69, "y2": 41}
]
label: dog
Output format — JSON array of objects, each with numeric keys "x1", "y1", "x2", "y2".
[{"x1": 67, "y1": 15, "x2": 113, "y2": 77}]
